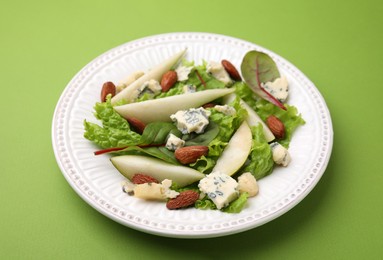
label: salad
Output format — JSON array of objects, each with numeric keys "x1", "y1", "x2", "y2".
[{"x1": 83, "y1": 48, "x2": 305, "y2": 213}]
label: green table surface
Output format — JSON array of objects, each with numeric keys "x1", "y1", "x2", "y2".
[{"x1": 1, "y1": 0, "x2": 382, "y2": 259}]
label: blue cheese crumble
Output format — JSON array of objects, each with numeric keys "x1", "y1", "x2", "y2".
[
  {"x1": 133, "y1": 179, "x2": 179, "y2": 200},
  {"x1": 198, "y1": 171, "x2": 239, "y2": 209},
  {"x1": 214, "y1": 104, "x2": 236, "y2": 116},
  {"x1": 182, "y1": 84, "x2": 196, "y2": 94},
  {"x1": 270, "y1": 142, "x2": 291, "y2": 166},
  {"x1": 170, "y1": 107, "x2": 211, "y2": 134},
  {"x1": 261, "y1": 76, "x2": 289, "y2": 102},
  {"x1": 136, "y1": 79, "x2": 162, "y2": 99},
  {"x1": 175, "y1": 65, "x2": 193, "y2": 81},
  {"x1": 206, "y1": 61, "x2": 232, "y2": 85},
  {"x1": 165, "y1": 134, "x2": 185, "y2": 151}
]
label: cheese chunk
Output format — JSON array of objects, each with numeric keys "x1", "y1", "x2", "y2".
[
  {"x1": 175, "y1": 65, "x2": 193, "y2": 81},
  {"x1": 165, "y1": 134, "x2": 185, "y2": 151},
  {"x1": 198, "y1": 171, "x2": 239, "y2": 209},
  {"x1": 133, "y1": 179, "x2": 179, "y2": 200},
  {"x1": 270, "y1": 142, "x2": 291, "y2": 166},
  {"x1": 237, "y1": 172, "x2": 259, "y2": 197},
  {"x1": 136, "y1": 79, "x2": 162, "y2": 99},
  {"x1": 214, "y1": 104, "x2": 236, "y2": 116},
  {"x1": 121, "y1": 180, "x2": 135, "y2": 195},
  {"x1": 261, "y1": 76, "x2": 289, "y2": 102},
  {"x1": 182, "y1": 84, "x2": 196, "y2": 94},
  {"x1": 206, "y1": 61, "x2": 232, "y2": 85},
  {"x1": 170, "y1": 107, "x2": 211, "y2": 134}
]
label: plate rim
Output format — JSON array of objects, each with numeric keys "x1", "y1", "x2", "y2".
[{"x1": 52, "y1": 32, "x2": 333, "y2": 238}]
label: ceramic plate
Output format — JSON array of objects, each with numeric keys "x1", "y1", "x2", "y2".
[{"x1": 52, "y1": 32, "x2": 333, "y2": 238}]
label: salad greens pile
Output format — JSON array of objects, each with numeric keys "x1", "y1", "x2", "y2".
[{"x1": 83, "y1": 50, "x2": 305, "y2": 213}]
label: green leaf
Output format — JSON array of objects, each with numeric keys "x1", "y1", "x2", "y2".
[
  {"x1": 184, "y1": 122, "x2": 220, "y2": 146},
  {"x1": 253, "y1": 99, "x2": 305, "y2": 148},
  {"x1": 117, "y1": 146, "x2": 180, "y2": 165},
  {"x1": 83, "y1": 95, "x2": 141, "y2": 148},
  {"x1": 221, "y1": 193, "x2": 249, "y2": 213},
  {"x1": 241, "y1": 51, "x2": 280, "y2": 84},
  {"x1": 240, "y1": 50, "x2": 285, "y2": 109},
  {"x1": 139, "y1": 122, "x2": 181, "y2": 145},
  {"x1": 195, "y1": 196, "x2": 217, "y2": 210},
  {"x1": 242, "y1": 124, "x2": 274, "y2": 180}
]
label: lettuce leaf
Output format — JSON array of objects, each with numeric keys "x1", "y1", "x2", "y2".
[
  {"x1": 195, "y1": 197, "x2": 217, "y2": 210},
  {"x1": 243, "y1": 124, "x2": 274, "y2": 180},
  {"x1": 84, "y1": 96, "x2": 181, "y2": 164},
  {"x1": 195, "y1": 192, "x2": 249, "y2": 213},
  {"x1": 222, "y1": 192, "x2": 249, "y2": 213},
  {"x1": 252, "y1": 100, "x2": 305, "y2": 147},
  {"x1": 84, "y1": 95, "x2": 141, "y2": 148}
]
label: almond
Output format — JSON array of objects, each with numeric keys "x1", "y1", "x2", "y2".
[
  {"x1": 126, "y1": 117, "x2": 146, "y2": 134},
  {"x1": 101, "y1": 81, "x2": 116, "y2": 102},
  {"x1": 202, "y1": 102, "x2": 216, "y2": 109},
  {"x1": 266, "y1": 115, "x2": 285, "y2": 139},
  {"x1": 166, "y1": 190, "x2": 199, "y2": 210},
  {"x1": 160, "y1": 70, "x2": 178, "y2": 92},
  {"x1": 131, "y1": 173, "x2": 159, "y2": 184},
  {"x1": 221, "y1": 60, "x2": 241, "y2": 81},
  {"x1": 174, "y1": 146, "x2": 209, "y2": 164}
]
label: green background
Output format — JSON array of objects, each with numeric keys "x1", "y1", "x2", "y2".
[{"x1": 1, "y1": 0, "x2": 382, "y2": 259}]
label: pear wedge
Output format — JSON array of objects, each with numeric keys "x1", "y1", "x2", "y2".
[
  {"x1": 111, "y1": 155, "x2": 205, "y2": 187},
  {"x1": 114, "y1": 88, "x2": 235, "y2": 124},
  {"x1": 212, "y1": 121, "x2": 252, "y2": 176},
  {"x1": 223, "y1": 93, "x2": 275, "y2": 142},
  {"x1": 240, "y1": 100, "x2": 275, "y2": 142},
  {"x1": 111, "y1": 48, "x2": 187, "y2": 105}
]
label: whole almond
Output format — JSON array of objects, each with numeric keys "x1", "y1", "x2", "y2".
[
  {"x1": 126, "y1": 117, "x2": 146, "y2": 134},
  {"x1": 174, "y1": 146, "x2": 209, "y2": 164},
  {"x1": 221, "y1": 60, "x2": 241, "y2": 81},
  {"x1": 101, "y1": 81, "x2": 116, "y2": 102},
  {"x1": 166, "y1": 190, "x2": 200, "y2": 210},
  {"x1": 131, "y1": 173, "x2": 159, "y2": 184},
  {"x1": 160, "y1": 70, "x2": 178, "y2": 92},
  {"x1": 266, "y1": 115, "x2": 285, "y2": 139}
]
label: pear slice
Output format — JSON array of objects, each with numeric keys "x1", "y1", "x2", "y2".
[
  {"x1": 223, "y1": 93, "x2": 275, "y2": 142},
  {"x1": 240, "y1": 100, "x2": 275, "y2": 142},
  {"x1": 110, "y1": 155, "x2": 205, "y2": 187},
  {"x1": 212, "y1": 121, "x2": 252, "y2": 176},
  {"x1": 114, "y1": 88, "x2": 235, "y2": 124},
  {"x1": 111, "y1": 48, "x2": 187, "y2": 104}
]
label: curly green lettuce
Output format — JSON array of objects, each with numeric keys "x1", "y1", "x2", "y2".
[
  {"x1": 83, "y1": 95, "x2": 141, "y2": 148},
  {"x1": 242, "y1": 124, "x2": 274, "y2": 180}
]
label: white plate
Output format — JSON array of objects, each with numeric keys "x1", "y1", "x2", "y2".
[{"x1": 52, "y1": 32, "x2": 333, "y2": 238}]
